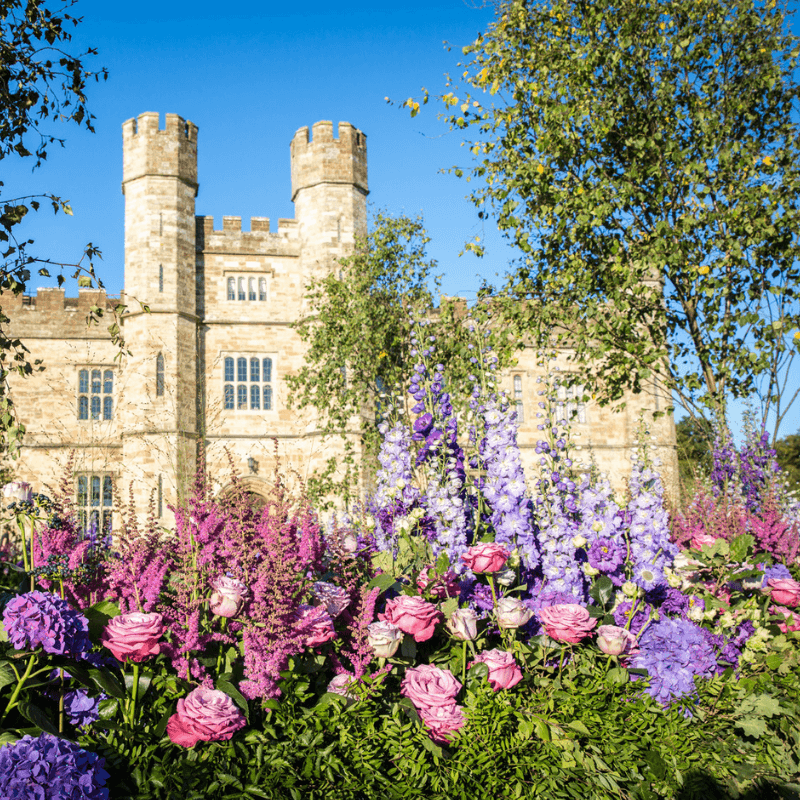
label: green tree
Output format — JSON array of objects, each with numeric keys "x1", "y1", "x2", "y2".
[
  {"x1": 774, "y1": 430, "x2": 800, "y2": 492},
  {"x1": 675, "y1": 416, "x2": 713, "y2": 490},
  {"x1": 412, "y1": 0, "x2": 800, "y2": 432},
  {"x1": 0, "y1": 0, "x2": 107, "y2": 457},
  {"x1": 287, "y1": 213, "x2": 439, "y2": 506}
]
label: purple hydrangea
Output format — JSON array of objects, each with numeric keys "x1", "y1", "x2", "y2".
[
  {"x1": 630, "y1": 617, "x2": 718, "y2": 710},
  {"x1": 0, "y1": 732, "x2": 109, "y2": 799},
  {"x1": 661, "y1": 588, "x2": 690, "y2": 616},
  {"x1": 64, "y1": 688, "x2": 103, "y2": 729},
  {"x1": 2, "y1": 591, "x2": 90, "y2": 656},
  {"x1": 613, "y1": 601, "x2": 651, "y2": 636}
]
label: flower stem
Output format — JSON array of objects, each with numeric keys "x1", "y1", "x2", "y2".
[
  {"x1": 129, "y1": 663, "x2": 140, "y2": 727},
  {"x1": 462, "y1": 640, "x2": 467, "y2": 685},
  {"x1": 1, "y1": 654, "x2": 36, "y2": 724}
]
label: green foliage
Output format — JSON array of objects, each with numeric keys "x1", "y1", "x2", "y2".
[
  {"x1": 419, "y1": 0, "x2": 800, "y2": 425},
  {"x1": 774, "y1": 431, "x2": 800, "y2": 492},
  {"x1": 0, "y1": 0, "x2": 109, "y2": 457},
  {"x1": 676, "y1": 416, "x2": 714, "y2": 490},
  {"x1": 287, "y1": 212, "x2": 438, "y2": 506}
]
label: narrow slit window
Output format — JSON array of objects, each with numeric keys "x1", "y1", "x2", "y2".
[
  {"x1": 158, "y1": 475, "x2": 163, "y2": 518},
  {"x1": 156, "y1": 354, "x2": 165, "y2": 396},
  {"x1": 263, "y1": 385, "x2": 272, "y2": 410},
  {"x1": 159, "y1": 264, "x2": 164, "y2": 293},
  {"x1": 514, "y1": 375, "x2": 524, "y2": 423},
  {"x1": 248, "y1": 278, "x2": 256, "y2": 301}
]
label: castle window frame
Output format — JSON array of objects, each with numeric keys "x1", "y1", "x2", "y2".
[
  {"x1": 78, "y1": 367, "x2": 114, "y2": 421},
  {"x1": 76, "y1": 473, "x2": 113, "y2": 534},
  {"x1": 223, "y1": 270, "x2": 272, "y2": 304},
  {"x1": 222, "y1": 353, "x2": 274, "y2": 412},
  {"x1": 156, "y1": 354, "x2": 165, "y2": 397},
  {"x1": 513, "y1": 375, "x2": 524, "y2": 423},
  {"x1": 556, "y1": 379, "x2": 587, "y2": 425}
]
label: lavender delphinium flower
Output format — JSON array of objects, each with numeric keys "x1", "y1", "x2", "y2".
[
  {"x1": 587, "y1": 538, "x2": 625, "y2": 574},
  {"x1": 2, "y1": 591, "x2": 91, "y2": 656},
  {"x1": 710, "y1": 427, "x2": 739, "y2": 497},
  {"x1": 630, "y1": 617, "x2": 717, "y2": 711},
  {"x1": 0, "y1": 732, "x2": 110, "y2": 799},
  {"x1": 738, "y1": 424, "x2": 779, "y2": 512},
  {"x1": 478, "y1": 395, "x2": 539, "y2": 569}
]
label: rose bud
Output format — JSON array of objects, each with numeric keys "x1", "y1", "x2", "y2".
[
  {"x1": 495, "y1": 567, "x2": 516, "y2": 587},
  {"x1": 495, "y1": 596, "x2": 533, "y2": 629},
  {"x1": 461, "y1": 543, "x2": 509, "y2": 574},
  {"x1": 596, "y1": 624, "x2": 638, "y2": 656},
  {"x1": 446, "y1": 608, "x2": 478, "y2": 641},
  {"x1": 367, "y1": 621, "x2": 403, "y2": 658},
  {"x1": 209, "y1": 576, "x2": 248, "y2": 618}
]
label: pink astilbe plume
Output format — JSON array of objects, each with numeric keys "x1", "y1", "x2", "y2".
[
  {"x1": 671, "y1": 488, "x2": 748, "y2": 549},
  {"x1": 330, "y1": 585, "x2": 380, "y2": 680},
  {"x1": 748, "y1": 490, "x2": 800, "y2": 566},
  {"x1": 105, "y1": 486, "x2": 172, "y2": 613}
]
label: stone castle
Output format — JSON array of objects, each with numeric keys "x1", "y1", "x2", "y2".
[{"x1": 0, "y1": 112, "x2": 677, "y2": 531}]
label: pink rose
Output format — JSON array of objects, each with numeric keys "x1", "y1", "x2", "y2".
[
  {"x1": 294, "y1": 604, "x2": 336, "y2": 647},
  {"x1": 209, "y1": 576, "x2": 248, "y2": 618},
  {"x1": 379, "y1": 595, "x2": 442, "y2": 642},
  {"x1": 495, "y1": 596, "x2": 533, "y2": 629},
  {"x1": 461, "y1": 543, "x2": 509, "y2": 574},
  {"x1": 770, "y1": 605, "x2": 800, "y2": 633},
  {"x1": 2, "y1": 481, "x2": 32, "y2": 503},
  {"x1": 100, "y1": 612, "x2": 163, "y2": 663},
  {"x1": 596, "y1": 625, "x2": 639, "y2": 657},
  {"x1": 312, "y1": 581, "x2": 351, "y2": 618},
  {"x1": 327, "y1": 673, "x2": 359, "y2": 701},
  {"x1": 419, "y1": 703, "x2": 465, "y2": 744},
  {"x1": 538, "y1": 603, "x2": 597, "y2": 643},
  {"x1": 470, "y1": 648, "x2": 523, "y2": 691},
  {"x1": 768, "y1": 578, "x2": 800, "y2": 607},
  {"x1": 166, "y1": 687, "x2": 246, "y2": 747},
  {"x1": 417, "y1": 568, "x2": 460, "y2": 599},
  {"x1": 400, "y1": 664, "x2": 461, "y2": 711},
  {"x1": 690, "y1": 532, "x2": 717, "y2": 549}
]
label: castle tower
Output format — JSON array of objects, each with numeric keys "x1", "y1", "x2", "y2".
[
  {"x1": 120, "y1": 112, "x2": 199, "y2": 521},
  {"x1": 290, "y1": 121, "x2": 368, "y2": 280}
]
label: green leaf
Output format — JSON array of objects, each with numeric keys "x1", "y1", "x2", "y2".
[
  {"x1": 217, "y1": 677, "x2": 250, "y2": 722},
  {"x1": 84, "y1": 600, "x2": 120, "y2": 642},
  {"x1": 735, "y1": 717, "x2": 768, "y2": 738},
  {"x1": 89, "y1": 666, "x2": 126, "y2": 700},
  {"x1": 589, "y1": 576, "x2": 614, "y2": 609},
  {"x1": 567, "y1": 720, "x2": 591, "y2": 737},
  {"x1": 0, "y1": 662, "x2": 16, "y2": 690},
  {"x1": 367, "y1": 573, "x2": 397, "y2": 593},
  {"x1": 17, "y1": 701, "x2": 58, "y2": 735},
  {"x1": 400, "y1": 635, "x2": 417, "y2": 660}
]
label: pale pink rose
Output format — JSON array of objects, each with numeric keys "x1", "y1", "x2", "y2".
[
  {"x1": 690, "y1": 532, "x2": 717, "y2": 549},
  {"x1": 538, "y1": 603, "x2": 597, "y2": 643},
  {"x1": 446, "y1": 608, "x2": 478, "y2": 641},
  {"x1": 166, "y1": 687, "x2": 246, "y2": 747},
  {"x1": 770, "y1": 605, "x2": 800, "y2": 633},
  {"x1": 596, "y1": 625, "x2": 639, "y2": 657},
  {"x1": 419, "y1": 702, "x2": 466, "y2": 744},
  {"x1": 461, "y1": 543, "x2": 509, "y2": 573},
  {"x1": 417, "y1": 568, "x2": 460, "y2": 599},
  {"x1": 312, "y1": 581, "x2": 351, "y2": 618},
  {"x1": 400, "y1": 664, "x2": 461, "y2": 711},
  {"x1": 294, "y1": 604, "x2": 336, "y2": 647},
  {"x1": 367, "y1": 621, "x2": 403, "y2": 658},
  {"x1": 768, "y1": 578, "x2": 800, "y2": 607},
  {"x1": 2, "y1": 481, "x2": 32, "y2": 503},
  {"x1": 342, "y1": 532, "x2": 359, "y2": 554},
  {"x1": 209, "y1": 576, "x2": 248, "y2": 618},
  {"x1": 100, "y1": 612, "x2": 163, "y2": 663},
  {"x1": 379, "y1": 595, "x2": 442, "y2": 642},
  {"x1": 471, "y1": 648, "x2": 523, "y2": 691},
  {"x1": 495, "y1": 596, "x2": 533, "y2": 629}
]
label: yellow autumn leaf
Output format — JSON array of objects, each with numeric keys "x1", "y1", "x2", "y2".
[
  {"x1": 461, "y1": 103, "x2": 470, "y2": 113},
  {"x1": 763, "y1": 156, "x2": 773, "y2": 166},
  {"x1": 537, "y1": 164, "x2": 545, "y2": 174},
  {"x1": 660, "y1": 22, "x2": 665, "y2": 30},
  {"x1": 698, "y1": 265, "x2": 710, "y2": 275}
]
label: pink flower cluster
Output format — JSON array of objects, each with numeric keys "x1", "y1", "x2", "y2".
[{"x1": 401, "y1": 664, "x2": 465, "y2": 744}]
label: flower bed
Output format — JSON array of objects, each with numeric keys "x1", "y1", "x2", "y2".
[{"x1": 0, "y1": 327, "x2": 799, "y2": 799}]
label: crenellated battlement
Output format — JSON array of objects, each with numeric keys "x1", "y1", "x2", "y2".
[
  {"x1": 122, "y1": 112, "x2": 198, "y2": 194},
  {"x1": 290, "y1": 121, "x2": 367, "y2": 202},
  {"x1": 195, "y1": 216, "x2": 299, "y2": 256}
]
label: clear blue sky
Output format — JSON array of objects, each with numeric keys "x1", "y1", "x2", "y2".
[{"x1": 4, "y1": 0, "x2": 799, "y2": 440}]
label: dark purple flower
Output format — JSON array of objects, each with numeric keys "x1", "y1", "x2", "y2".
[
  {"x1": 587, "y1": 538, "x2": 625, "y2": 573},
  {"x1": 2, "y1": 591, "x2": 90, "y2": 656},
  {"x1": 0, "y1": 732, "x2": 109, "y2": 799},
  {"x1": 661, "y1": 588, "x2": 690, "y2": 616},
  {"x1": 64, "y1": 688, "x2": 104, "y2": 728}
]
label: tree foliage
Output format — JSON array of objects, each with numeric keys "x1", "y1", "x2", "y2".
[
  {"x1": 0, "y1": 0, "x2": 107, "y2": 457},
  {"x1": 416, "y1": 0, "x2": 800, "y2": 431},
  {"x1": 287, "y1": 213, "x2": 439, "y2": 506},
  {"x1": 774, "y1": 430, "x2": 800, "y2": 492}
]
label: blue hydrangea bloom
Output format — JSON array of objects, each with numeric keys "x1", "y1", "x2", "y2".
[
  {"x1": 0, "y1": 733, "x2": 109, "y2": 799},
  {"x1": 64, "y1": 689, "x2": 103, "y2": 729},
  {"x1": 630, "y1": 617, "x2": 717, "y2": 710},
  {"x1": 2, "y1": 591, "x2": 90, "y2": 656}
]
